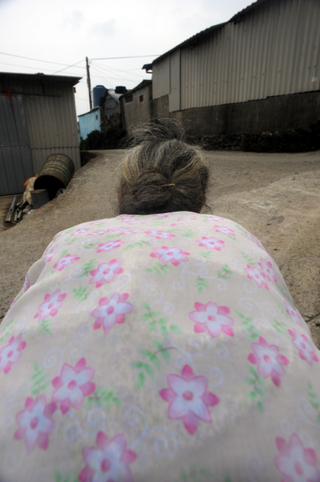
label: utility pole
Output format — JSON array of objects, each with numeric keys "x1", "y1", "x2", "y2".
[{"x1": 86, "y1": 57, "x2": 93, "y2": 110}]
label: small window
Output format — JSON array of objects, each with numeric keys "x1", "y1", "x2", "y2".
[
  {"x1": 139, "y1": 95, "x2": 144, "y2": 102},
  {"x1": 96, "y1": 115, "x2": 98, "y2": 120}
]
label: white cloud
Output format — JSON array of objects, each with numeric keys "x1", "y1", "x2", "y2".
[
  {"x1": 64, "y1": 10, "x2": 85, "y2": 29},
  {"x1": 89, "y1": 19, "x2": 117, "y2": 38}
]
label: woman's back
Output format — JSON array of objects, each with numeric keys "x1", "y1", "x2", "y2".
[{"x1": 1, "y1": 211, "x2": 319, "y2": 481}]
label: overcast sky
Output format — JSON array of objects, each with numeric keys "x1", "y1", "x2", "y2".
[{"x1": 0, "y1": 0, "x2": 254, "y2": 115}]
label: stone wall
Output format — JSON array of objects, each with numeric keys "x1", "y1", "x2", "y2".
[{"x1": 152, "y1": 91, "x2": 320, "y2": 136}]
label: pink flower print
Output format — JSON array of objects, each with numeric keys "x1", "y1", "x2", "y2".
[
  {"x1": 109, "y1": 226, "x2": 125, "y2": 232},
  {"x1": 154, "y1": 213, "x2": 171, "y2": 217},
  {"x1": 43, "y1": 248, "x2": 55, "y2": 263},
  {"x1": 188, "y1": 301, "x2": 234, "y2": 338},
  {"x1": 79, "y1": 431, "x2": 137, "y2": 482},
  {"x1": 0, "y1": 334, "x2": 26, "y2": 374},
  {"x1": 169, "y1": 215, "x2": 196, "y2": 226},
  {"x1": 53, "y1": 254, "x2": 80, "y2": 272},
  {"x1": 285, "y1": 302, "x2": 304, "y2": 327},
  {"x1": 205, "y1": 216, "x2": 224, "y2": 222},
  {"x1": 91, "y1": 293, "x2": 133, "y2": 335},
  {"x1": 145, "y1": 230, "x2": 175, "y2": 240},
  {"x1": 214, "y1": 225, "x2": 236, "y2": 237},
  {"x1": 14, "y1": 395, "x2": 56, "y2": 453},
  {"x1": 97, "y1": 240, "x2": 121, "y2": 253},
  {"x1": 245, "y1": 265, "x2": 269, "y2": 289},
  {"x1": 150, "y1": 246, "x2": 190, "y2": 266},
  {"x1": 120, "y1": 215, "x2": 138, "y2": 223},
  {"x1": 43, "y1": 253, "x2": 54, "y2": 263},
  {"x1": 23, "y1": 272, "x2": 31, "y2": 292},
  {"x1": 275, "y1": 433, "x2": 320, "y2": 482},
  {"x1": 34, "y1": 289, "x2": 67, "y2": 323},
  {"x1": 89, "y1": 260, "x2": 123, "y2": 288},
  {"x1": 196, "y1": 236, "x2": 225, "y2": 251},
  {"x1": 248, "y1": 337, "x2": 289, "y2": 387},
  {"x1": 245, "y1": 232, "x2": 264, "y2": 248},
  {"x1": 159, "y1": 365, "x2": 219, "y2": 435},
  {"x1": 51, "y1": 358, "x2": 95, "y2": 414},
  {"x1": 120, "y1": 229, "x2": 142, "y2": 235},
  {"x1": 71, "y1": 228, "x2": 90, "y2": 235},
  {"x1": 288, "y1": 329, "x2": 319, "y2": 366},
  {"x1": 87, "y1": 230, "x2": 110, "y2": 237},
  {"x1": 258, "y1": 259, "x2": 277, "y2": 284},
  {"x1": 176, "y1": 216, "x2": 196, "y2": 222}
]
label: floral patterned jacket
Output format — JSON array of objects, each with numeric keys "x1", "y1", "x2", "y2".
[{"x1": 0, "y1": 212, "x2": 319, "y2": 482}]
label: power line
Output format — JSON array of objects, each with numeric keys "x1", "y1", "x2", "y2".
[
  {"x1": 52, "y1": 60, "x2": 85, "y2": 75},
  {"x1": 91, "y1": 63, "x2": 141, "y2": 87},
  {"x1": 0, "y1": 51, "x2": 84, "y2": 69},
  {"x1": 75, "y1": 97, "x2": 90, "y2": 102},
  {"x1": 90, "y1": 64, "x2": 113, "y2": 85},
  {"x1": 0, "y1": 60, "x2": 57, "y2": 72},
  {"x1": 91, "y1": 54, "x2": 159, "y2": 60},
  {"x1": 91, "y1": 61, "x2": 145, "y2": 79},
  {"x1": 0, "y1": 60, "x2": 84, "y2": 77}
]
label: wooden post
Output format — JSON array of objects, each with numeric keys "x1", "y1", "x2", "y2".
[{"x1": 86, "y1": 57, "x2": 93, "y2": 111}]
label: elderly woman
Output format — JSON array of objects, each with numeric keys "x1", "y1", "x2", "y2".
[{"x1": 0, "y1": 120, "x2": 319, "y2": 482}]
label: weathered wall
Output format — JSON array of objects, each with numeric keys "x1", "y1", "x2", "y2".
[
  {"x1": 103, "y1": 95, "x2": 120, "y2": 117},
  {"x1": 152, "y1": 94, "x2": 169, "y2": 119},
  {"x1": 168, "y1": 91, "x2": 320, "y2": 136},
  {"x1": 121, "y1": 84, "x2": 152, "y2": 130}
]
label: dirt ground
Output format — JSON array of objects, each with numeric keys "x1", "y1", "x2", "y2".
[{"x1": 1, "y1": 149, "x2": 319, "y2": 347}]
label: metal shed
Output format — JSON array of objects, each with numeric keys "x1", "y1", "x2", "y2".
[
  {"x1": 0, "y1": 72, "x2": 81, "y2": 195},
  {"x1": 148, "y1": 0, "x2": 320, "y2": 135}
]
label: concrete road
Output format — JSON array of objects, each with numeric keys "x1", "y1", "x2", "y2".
[{"x1": 1, "y1": 149, "x2": 319, "y2": 347}]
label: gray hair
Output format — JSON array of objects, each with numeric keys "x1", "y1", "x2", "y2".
[{"x1": 118, "y1": 119, "x2": 209, "y2": 215}]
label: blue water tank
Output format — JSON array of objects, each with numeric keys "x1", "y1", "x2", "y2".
[{"x1": 93, "y1": 85, "x2": 107, "y2": 107}]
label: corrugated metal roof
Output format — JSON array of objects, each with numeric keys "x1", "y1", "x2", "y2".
[
  {"x1": 0, "y1": 71, "x2": 81, "y2": 85},
  {"x1": 108, "y1": 91, "x2": 122, "y2": 102},
  {"x1": 122, "y1": 80, "x2": 152, "y2": 96},
  {"x1": 230, "y1": 0, "x2": 271, "y2": 22},
  {"x1": 151, "y1": 0, "x2": 276, "y2": 67},
  {"x1": 152, "y1": 23, "x2": 226, "y2": 66}
]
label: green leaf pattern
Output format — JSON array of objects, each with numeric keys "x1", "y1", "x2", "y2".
[{"x1": 307, "y1": 381, "x2": 320, "y2": 424}]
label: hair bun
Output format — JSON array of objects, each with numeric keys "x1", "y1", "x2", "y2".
[
  {"x1": 134, "y1": 169, "x2": 167, "y2": 188},
  {"x1": 119, "y1": 119, "x2": 209, "y2": 214},
  {"x1": 130, "y1": 118, "x2": 185, "y2": 146}
]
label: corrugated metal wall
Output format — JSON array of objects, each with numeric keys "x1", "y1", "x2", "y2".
[
  {"x1": 0, "y1": 94, "x2": 34, "y2": 194},
  {"x1": 153, "y1": 0, "x2": 320, "y2": 111},
  {"x1": 152, "y1": 57, "x2": 171, "y2": 99},
  {"x1": 22, "y1": 80, "x2": 80, "y2": 173},
  {"x1": 169, "y1": 50, "x2": 181, "y2": 112},
  {"x1": 0, "y1": 76, "x2": 80, "y2": 195}
]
